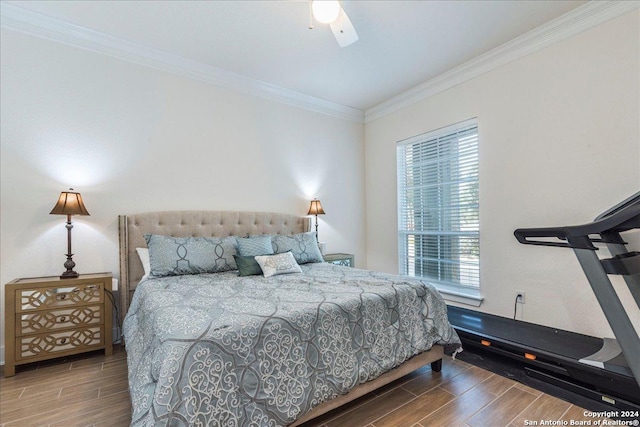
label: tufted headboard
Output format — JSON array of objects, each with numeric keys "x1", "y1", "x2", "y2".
[{"x1": 118, "y1": 211, "x2": 311, "y2": 321}]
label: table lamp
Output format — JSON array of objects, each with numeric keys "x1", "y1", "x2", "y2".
[
  {"x1": 50, "y1": 188, "x2": 90, "y2": 279},
  {"x1": 307, "y1": 198, "x2": 325, "y2": 242}
]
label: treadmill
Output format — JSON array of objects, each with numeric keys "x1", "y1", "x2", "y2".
[{"x1": 448, "y1": 191, "x2": 640, "y2": 410}]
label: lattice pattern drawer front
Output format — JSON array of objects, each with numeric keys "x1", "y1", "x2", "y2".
[
  {"x1": 17, "y1": 327, "x2": 102, "y2": 359},
  {"x1": 17, "y1": 283, "x2": 103, "y2": 312},
  {"x1": 17, "y1": 305, "x2": 103, "y2": 335},
  {"x1": 329, "y1": 258, "x2": 352, "y2": 267},
  {"x1": 323, "y1": 254, "x2": 354, "y2": 267}
]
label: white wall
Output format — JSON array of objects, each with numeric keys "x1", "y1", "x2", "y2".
[
  {"x1": 0, "y1": 29, "x2": 365, "y2": 362},
  {"x1": 364, "y1": 10, "x2": 640, "y2": 338}
]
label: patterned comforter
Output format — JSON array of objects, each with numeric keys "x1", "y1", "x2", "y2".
[{"x1": 123, "y1": 263, "x2": 461, "y2": 426}]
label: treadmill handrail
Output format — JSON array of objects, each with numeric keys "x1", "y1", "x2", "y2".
[
  {"x1": 515, "y1": 201, "x2": 640, "y2": 250},
  {"x1": 595, "y1": 191, "x2": 640, "y2": 221}
]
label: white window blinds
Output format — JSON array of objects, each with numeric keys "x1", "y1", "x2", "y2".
[{"x1": 397, "y1": 119, "x2": 479, "y2": 289}]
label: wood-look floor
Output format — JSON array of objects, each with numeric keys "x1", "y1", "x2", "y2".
[{"x1": 0, "y1": 346, "x2": 610, "y2": 427}]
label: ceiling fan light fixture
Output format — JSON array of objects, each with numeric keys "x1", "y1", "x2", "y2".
[{"x1": 312, "y1": 0, "x2": 341, "y2": 24}]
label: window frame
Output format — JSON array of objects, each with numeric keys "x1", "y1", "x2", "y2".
[{"x1": 396, "y1": 118, "x2": 483, "y2": 306}]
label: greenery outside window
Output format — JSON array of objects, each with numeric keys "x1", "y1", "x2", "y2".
[{"x1": 397, "y1": 119, "x2": 480, "y2": 298}]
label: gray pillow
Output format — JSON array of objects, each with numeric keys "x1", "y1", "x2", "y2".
[
  {"x1": 233, "y1": 255, "x2": 263, "y2": 276},
  {"x1": 271, "y1": 232, "x2": 323, "y2": 264},
  {"x1": 144, "y1": 234, "x2": 238, "y2": 276},
  {"x1": 236, "y1": 235, "x2": 274, "y2": 256}
]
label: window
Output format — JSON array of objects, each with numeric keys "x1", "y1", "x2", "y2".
[{"x1": 397, "y1": 119, "x2": 479, "y2": 294}]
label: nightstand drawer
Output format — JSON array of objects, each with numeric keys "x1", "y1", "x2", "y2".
[
  {"x1": 17, "y1": 326, "x2": 103, "y2": 360},
  {"x1": 16, "y1": 282, "x2": 104, "y2": 312},
  {"x1": 323, "y1": 253, "x2": 355, "y2": 267},
  {"x1": 17, "y1": 305, "x2": 103, "y2": 335}
]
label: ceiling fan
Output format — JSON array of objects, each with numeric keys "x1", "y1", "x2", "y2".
[{"x1": 308, "y1": 0, "x2": 359, "y2": 47}]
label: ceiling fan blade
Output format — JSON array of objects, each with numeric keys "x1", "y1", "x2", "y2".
[{"x1": 330, "y1": 8, "x2": 358, "y2": 47}]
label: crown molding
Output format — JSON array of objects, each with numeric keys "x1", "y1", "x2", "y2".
[
  {"x1": 365, "y1": 1, "x2": 640, "y2": 123},
  {"x1": 0, "y1": 2, "x2": 365, "y2": 123},
  {"x1": 2, "y1": 1, "x2": 636, "y2": 125}
]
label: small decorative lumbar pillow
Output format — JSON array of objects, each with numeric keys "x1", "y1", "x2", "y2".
[
  {"x1": 271, "y1": 232, "x2": 323, "y2": 264},
  {"x1": 254, "y1": 251, "x2": 302, "y2": 278},
  {"x1": 144, "y1": 234, "x2": 238, "y2": 276},
  {"x1": 233, "y1": 255, "x2": 263, "y2": 276},
  {"x1": 236, "y1": 235, "x2": 274, "y2": 256}
]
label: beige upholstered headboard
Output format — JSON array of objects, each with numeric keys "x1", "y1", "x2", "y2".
[{"x1": 118, "y1": 211, "x2": 311, "y2": 321}]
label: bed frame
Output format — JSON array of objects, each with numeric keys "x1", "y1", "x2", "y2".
[{"x1": 118, "y1": 210, "x2": 444, "y2": 425}]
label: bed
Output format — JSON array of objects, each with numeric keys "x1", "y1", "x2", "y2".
[{"x1": 119, "y1": 211, "x2": 461, "y2": 426}]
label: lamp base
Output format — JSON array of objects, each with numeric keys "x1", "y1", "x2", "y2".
[
  {"x1": 60, "y1": 270, "x2": 79, "y2": 279},
  {"x1": 60, "y1": 254, "x2": 79, "y2": 279}
]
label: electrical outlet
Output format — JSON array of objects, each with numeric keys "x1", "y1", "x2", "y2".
[{"x1": 516, "y1": 291, "x2": 525, "y2": 304}]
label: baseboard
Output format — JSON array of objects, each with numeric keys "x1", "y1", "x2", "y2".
[
  {"x1": 113, "y1": 326, "x2": 121, "y2": 345},
  {"x1": 0, "y1": 344, "x2": 4, "y2": 366}
]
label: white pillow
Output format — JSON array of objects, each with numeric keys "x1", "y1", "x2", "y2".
[
  {"x1": 136, "y1": 247, "x2": 151, "y2": 279},
  {"x1": 254, "y1": 252, "x2": 302, "y2": 278}
]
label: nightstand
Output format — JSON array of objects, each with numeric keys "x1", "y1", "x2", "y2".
[
  {"x1": 4, "y1": 272, "x2": 113, "y2": 377},
  {"x1": 323, "y1": 253, "x2": 355, "y2": 267}
]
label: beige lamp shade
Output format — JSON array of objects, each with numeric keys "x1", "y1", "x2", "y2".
[
  {"x1": 50, "y1": 189, "x2": 90, "y2": 216},
  {"x1": 307, "y1": 199, "x2": 325, "y2": 216}
]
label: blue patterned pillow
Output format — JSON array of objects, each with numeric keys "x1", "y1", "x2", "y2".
[
  {"x1": 144, "y1": 234, "x2": 238, "y2": 276},
  {"x1": 271, "y1": 232, "x2": 323, "y2": 264},
  {"x1": 236, "y1": 235, "x2": 274, "y2": 256}
]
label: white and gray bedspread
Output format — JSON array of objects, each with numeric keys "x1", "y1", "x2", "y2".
[{"x1": 123, "y1": 262, "x2": 461, "y2": 426}]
